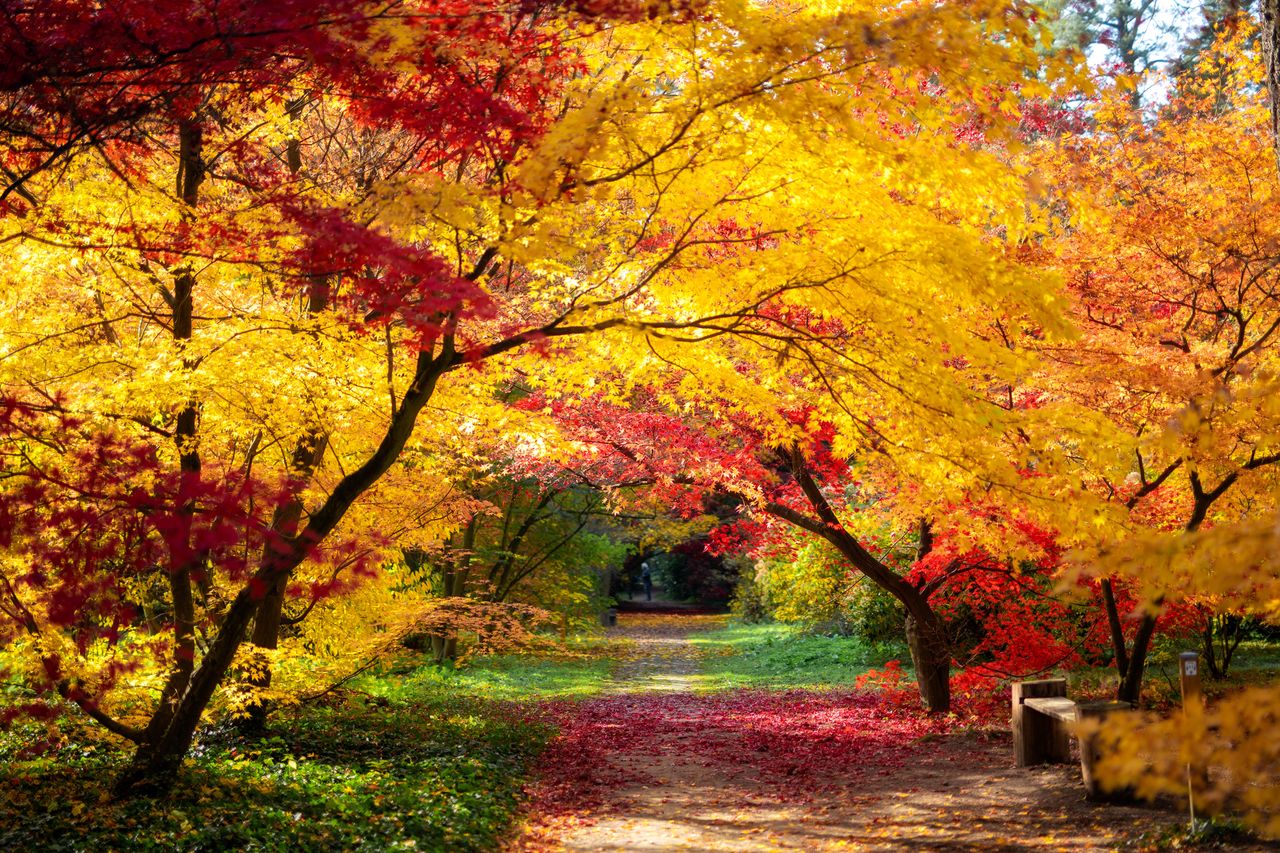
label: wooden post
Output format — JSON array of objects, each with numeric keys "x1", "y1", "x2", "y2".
[
  {"x1": 1077, "y1": 700, "x2": 1133, "y2": 801},
  {"x1": 1179, "y1": 650, "x2": 1205, "y2": 823},
  {"x1": 1013, "y1": 679, "x2": 1069, "y2": 766}
]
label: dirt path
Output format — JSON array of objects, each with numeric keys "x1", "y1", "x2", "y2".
[{"x1": 516, "y1": 614, "x2": 1254, "y2": 852}]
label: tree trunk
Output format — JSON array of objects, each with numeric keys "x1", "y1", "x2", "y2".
[
  {"x1": 1264, "y1": 0, "x2": 1280, "y2": 175},
  {"x1": 1201, "y1": 614, "x2": 1244, "y2": 680},
  {"x1": 431, "y1": 636, "x2": 458, "y2": 665},
  {"x1": 1099, "y1": 578, "x2": 1129, "y2": 678},
  {"x1": 425, "y1": 517, "x2": 476, "y2": 664},
  {"x1": 905, "y1": 613, "x2": 951, "y2": 713},
  {"x1": 118, "y1": 117, "x2": 211, "y2": 784},
  {"x1": 1116, "y1": 611, "x2": 1157, "y2": 705},
  {"x1": 138, "y1": 118, "x2": 208, "y2": 745},
  {"x1": 1202, "y1": 615, "x2": 1222, "y2": 680},
  {"x1": 114, "y1": 344, "x2": 457, "y2": 796},
  {"x1": 1220, "y1": 615, "x2": 1245, "y2": 677},
  {"x1": 429, "y1": 564, "x2": 467, "y2": 664}
]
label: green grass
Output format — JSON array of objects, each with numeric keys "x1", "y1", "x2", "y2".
[
  {"x1": 368, "y1": 651, "x2": 613, "y2": 702},
  {"x1": 1220, "y1": 639, "x2": 1280, "y2": 673},
  {"x1": 1140, "y1": 638, "x2": 1280, "y2": 705},
  {"x1": 0, "y1": 648, "x2": 616, "y2": 853},
  {"x1": 1062, "y1": 638, "x2": 1280, "y2": 707},
  {"x1": 691, "y1": 620, "x2": 905, "y2": 691}
]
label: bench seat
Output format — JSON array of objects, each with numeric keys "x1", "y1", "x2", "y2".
[{"x1": 1022, "y1": 696, "x2": 1078, "y2": 722}]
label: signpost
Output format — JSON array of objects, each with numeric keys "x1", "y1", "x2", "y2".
[{"x1": 1179, "y1": 651, "x2": 1202, "y2": 827}]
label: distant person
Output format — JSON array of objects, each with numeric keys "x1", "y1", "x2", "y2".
[{"x1": 641, "y1": 561, "x2": 653, "y2": 602}]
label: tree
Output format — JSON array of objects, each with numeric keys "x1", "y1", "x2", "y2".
[
  {"x1": 1050, "y1": 0, "x2": 1164, "y2": 77},
  {"x1": 0, "y1": 0, "x2": 624, "y2": 792},
  {"x1": 1047, "y1": 0, "x2": 1199, "y2": 109},
  {"x1": 531, "y1": 390, "x2": 1069, "y2": 713},
  {"x1": 1022, "y1": 23, "x2": 1280, "y2": 703},
  {"x1": 1264, "y1": 0, "x2": 1280, "y2": 168},
  {"x1": 1000, "y1": 24, "x2": 1280, "y2": 834},
  {"x1": 766, "y1": 448, "x2": 956, "y2": 712}
]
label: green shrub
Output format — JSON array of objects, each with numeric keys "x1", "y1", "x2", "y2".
[{"x1": 728, "y1": 559, "x2": 772, "y2": 623}]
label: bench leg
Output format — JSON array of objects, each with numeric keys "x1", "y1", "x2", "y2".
[{"x1": 1012, "y1": 679, "x2": 1070, "y2": 766}]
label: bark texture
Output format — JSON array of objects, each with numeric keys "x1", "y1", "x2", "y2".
[{"x1": 1264, "y1": 0, "x2": 1280, "y2": 175}]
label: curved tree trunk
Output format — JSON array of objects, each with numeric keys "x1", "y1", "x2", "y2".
[
  {"x1": 114, "y1": 341, "x2": 458, "y2": 796},
  {"x1": 114, "y1": 569, "x2": 274, "y2": 795},
  {"x1": 766, "y1": 448, "x2": 953, "y2": 712}
]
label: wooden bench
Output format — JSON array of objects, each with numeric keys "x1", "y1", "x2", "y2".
[{"x1": 1012, "y1": 678, "x2": 1132, "y2": 800}]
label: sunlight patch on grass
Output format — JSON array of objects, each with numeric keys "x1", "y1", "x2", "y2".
[{"x1": 691, "y1": 621, "x2": 904, "y2": 692}]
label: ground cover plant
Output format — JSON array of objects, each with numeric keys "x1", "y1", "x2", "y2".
[{"x1": 0, "y1": 647, "x2": 613, "y2": 852}]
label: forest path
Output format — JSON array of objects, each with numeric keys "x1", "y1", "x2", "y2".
[{"x1": 514, "y1": 613, "x2": 1192, "y2": 852}]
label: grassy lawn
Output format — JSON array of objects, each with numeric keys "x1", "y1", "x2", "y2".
[
  {"x1": 1215, "y1": 639, "x2": 1280, "y2": 673},
  {"x1": 0, "y1": 648, "x2": 615, "y2": 852},
  {"x1": 1140, "y1": 638, "x2": 1280, "y2": 705},
  {"x1": 691, "y1": 620, "x2": 905, "y2": 691},
  {"x1": 372, "y1": 651, "x2": 613, "y2": 702}
]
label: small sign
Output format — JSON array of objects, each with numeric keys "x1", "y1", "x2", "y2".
[{"x1": 1183, "y1": 660, "x2": 1197, "y2": 677}]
